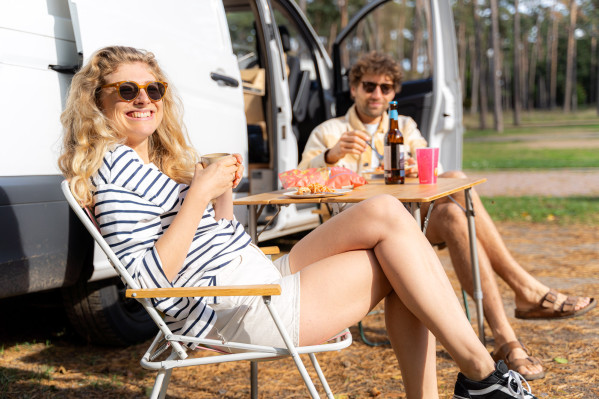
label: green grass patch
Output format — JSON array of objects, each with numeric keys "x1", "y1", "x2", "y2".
[
  {"x1": 481, "y1": 196, "x2": 599, "y2": 225},
  {"x1": 463, "y1": 143, "x2": 599, "y2": 169},
  {"x1": 464, "y1": 123, "x2": 599, "y2": 138}
]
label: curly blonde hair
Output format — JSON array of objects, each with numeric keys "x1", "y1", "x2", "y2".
[{"x1": 58, "y1": 46, "x2": 198, "y2": 206}]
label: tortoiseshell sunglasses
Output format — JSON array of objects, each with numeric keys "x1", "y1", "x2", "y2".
[{"x1": 101, "y1": 81, "x2": 168, "y2": 102}]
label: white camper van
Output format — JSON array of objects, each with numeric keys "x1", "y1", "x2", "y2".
[{"x1": 0, "y1": 0, "x2": 463, "y2": 345}]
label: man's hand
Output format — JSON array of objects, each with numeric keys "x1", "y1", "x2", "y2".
[
  {"x1": 325, "y1": 130, "x2": 371, "y2": 164},
  {"x1": 405, "y1": 157, "x2": 418, "y2": 177}
]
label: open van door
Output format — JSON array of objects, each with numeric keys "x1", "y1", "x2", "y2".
[
  {"x1": 68, "y1": 0, "x2": 247, "y2": 159},
  {"x1": 223, "y1": 0, "x2": 322, "y2": 241},
  {"x1": 332, "y1": 0, "x2": 463, "y2": 171}
]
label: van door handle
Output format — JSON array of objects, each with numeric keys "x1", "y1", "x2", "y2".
[
  {"x1": 48, "y1": 64, "x2": 79, "y2": 74},
  {"x1": 210, "y1": 72, "x2": 239, "y2": 88}
]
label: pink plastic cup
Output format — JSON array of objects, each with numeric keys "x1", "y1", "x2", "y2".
[{"x1": 416, "y1": 147, "x2": 439, "y2": 184}]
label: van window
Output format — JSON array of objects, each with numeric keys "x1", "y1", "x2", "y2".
[
  {"x1": 226, "y1": 9, "x2": 269, "y2": 167},
  {"x1": 227, "y1": 11, "x2": 260, "y2": 69},
  {"x1": 338, "y1": 1, "x2": 433, "y2": 83},
  {"x1": 273, "y1": 10, "x2": 315, "y2": 80},
  {"x1": 272, "y1": 6, "x2": 327, "y2": 157}
]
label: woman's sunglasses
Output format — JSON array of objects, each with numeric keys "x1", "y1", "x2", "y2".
[
  {"x1": 101, "y1": 81, "x2": 168, "y2": 102},
  {"x1": 361, "y1": 81, "x2": 394, "y2": 95}
]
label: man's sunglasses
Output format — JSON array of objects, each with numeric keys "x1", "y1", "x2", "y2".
[
  {"x1": 361, "y1": 81, "x2": 394, "y2": 95},
  {"x1": 101, "y1": 81, "x2": 168, "y2": 102}
]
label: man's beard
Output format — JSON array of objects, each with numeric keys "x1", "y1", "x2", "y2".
[{"x1": 361, "y1": 102, "x2": 385, "y2": 119}]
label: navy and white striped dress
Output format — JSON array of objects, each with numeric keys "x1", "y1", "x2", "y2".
[{"x1": 92, "y1": 145, "x2": 251, "y2": 340}]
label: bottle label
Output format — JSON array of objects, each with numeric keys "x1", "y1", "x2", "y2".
[
  {"x1": 389, "y1": 109, "x2": 398, "y2": 120},
  {"x1": 384, "y1": 144, "x2": 405, "y2": 171}
]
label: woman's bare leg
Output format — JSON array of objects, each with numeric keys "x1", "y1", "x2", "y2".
[
  {"x1": 297, "y1": 248, "x2": 440, "y2": 397},
  {"x1": 424, "y1": 201, "x2": 543, "y2": 377},
  {"x1": 386, "y1": 292, "x2": 439, "y2": 399},
  {"x1": 289, "y1": 195, "x2": 495, "y2": 383}
]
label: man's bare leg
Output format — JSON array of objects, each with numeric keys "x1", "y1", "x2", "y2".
[{"x1": 439, "y1": 170, "x2": 591, "y2": 313}]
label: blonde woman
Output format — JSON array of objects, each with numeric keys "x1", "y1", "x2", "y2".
[{"x1": 59, "y1": 46, "x2": 538, "y2": 399}]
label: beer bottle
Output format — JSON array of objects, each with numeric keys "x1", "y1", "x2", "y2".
[{"x1": 384, "y1": 101, "x2": 405, "y2": 184}]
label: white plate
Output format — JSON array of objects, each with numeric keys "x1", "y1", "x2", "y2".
[{"x1": 283, "y1": 188, "x2": 352, "y2": 199}]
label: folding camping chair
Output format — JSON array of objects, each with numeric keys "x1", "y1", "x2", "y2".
[{"x1": 61, "y1": 180, "x2": 352, "y2": 399}]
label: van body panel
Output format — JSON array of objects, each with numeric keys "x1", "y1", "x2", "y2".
[
  {"x1": 427, "y1": 0, "x2": 463, "y2": 171},
  {"x1": 0, "y1": 175, "x2": 91, "y2": 298},
  {"x1": 1, "y1": 0, "x2": 76, "y2": 177}
]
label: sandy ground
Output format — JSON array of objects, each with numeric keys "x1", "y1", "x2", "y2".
[{"x1": 465, "y1": 169, "x2": 599, "y2": 197}]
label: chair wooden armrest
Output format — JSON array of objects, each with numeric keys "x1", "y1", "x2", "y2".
[
  {"x1": 260, "y1": 246, "x2": 280, "y2": 256},
  {"x1": 126, "y1": 284, "x2": 281, "y2": 298}
]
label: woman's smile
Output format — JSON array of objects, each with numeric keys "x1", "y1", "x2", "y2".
[{"x1": 126, "y1": 110, "x2": 154, "y2": 120}]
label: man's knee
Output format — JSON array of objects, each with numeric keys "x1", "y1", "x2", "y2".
[
  {"x1": 440, "y1": 170, "x2": 467, "y2": 179},
  {"x1": 433, "y1": 203, "x2": 469, "y2": 234}
]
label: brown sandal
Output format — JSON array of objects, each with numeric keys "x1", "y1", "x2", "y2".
[
  {"x1": 492, "y1": 341, "x2": 545, "y2": 381},
  {"x1": 515, "y1": 289, "x2": 597, "y2": 320}
]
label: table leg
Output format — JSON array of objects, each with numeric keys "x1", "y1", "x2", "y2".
[
  {"x1": 410, "y1": 202, "x2": 421, "y2": 226},
  {"x1": 465, "y1": 188, "x2": 485, "y2": 343},
  {"x1": 248, "y1": 204, "x2": 258, "y2": 244}
]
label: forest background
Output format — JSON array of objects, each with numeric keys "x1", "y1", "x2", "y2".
[{"x1": 296, "y1": 0, "x2": 599, "y2": 128}]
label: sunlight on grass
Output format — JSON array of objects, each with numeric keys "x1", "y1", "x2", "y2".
[
  {"x1": 462, "y1": 109, "x2": 599, "y2": 169},
  {"x1": 463, "y1": 144, "x2": 599, "y2": 169},
  {"x1": 481, "y1": 196, "x2": 599, "y2": 225}
]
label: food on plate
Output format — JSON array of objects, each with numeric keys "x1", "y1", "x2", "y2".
[
  {"x1": 296, "y1": 183, "x2": 334, "y2": 195},
  {"x1": 296, "y1": 187, "x2": 311, "y2": 195}
]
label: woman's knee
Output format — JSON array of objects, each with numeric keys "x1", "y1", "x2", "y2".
[{"x1": 358, "y1": 195, "x2": 412, "y2": 229}]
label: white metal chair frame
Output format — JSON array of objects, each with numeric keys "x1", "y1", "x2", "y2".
[{"x1": 61, "y1": 180, "x2": 352, "y2": 399}]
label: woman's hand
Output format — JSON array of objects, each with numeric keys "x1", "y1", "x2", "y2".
[
  {"x1": 189, "y1": 155, "x2": 238, "y2": 202},
  {"x1": 232, "y1": 153, "x2": 244, "y2": 188}
]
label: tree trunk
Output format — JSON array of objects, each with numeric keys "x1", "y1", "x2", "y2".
[
  {"x1": 297, "y1": 0, "x2": 307, "y2": 13},
  {"x1": 338, "y1": 0, "x2": 348, "y2": 29},
  {"x1": 473, "y1": 0, "x2": 487, "y2": 128},
  {"x1": 490, "y1": 0, "x2": 503, "y2": 132},
  {"x1": 503, "y1": 64, "x2": 511, "y2": 111},
  {"x1": 528, "y1": 16, "x2": 542, "y2": 110},
  {"x1": 563, "y1": 0, "x2": 577, "y2": 113},
  {"x1": 550, "y1": 8, "x2": 559, "y2": 109},
  {"x1": 513, "y1": 0, "x2": 521, "y2": 125},
  {"x1": 411, "y1": 0, "x2": 424, "y2": 80},
  {"x1": 457, "y1": 0, "x2": 467, "y2": 98},
  {"x1": 327, "y1": 23, "x2": 338, "y2": 56},
  {"x1": 590, "y1": 29, "x2": 596, "y2": 105},
  {"x1": 469, "y1": 36, "x2": 479, "y2": 115}
]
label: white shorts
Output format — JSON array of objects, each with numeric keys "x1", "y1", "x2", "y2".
[{"x1": 205, "y1": 244, "x2": 300, "y2": 349}]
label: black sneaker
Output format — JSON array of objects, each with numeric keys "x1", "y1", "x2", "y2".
[{"x1": 453, "y1": 361, "x2": 538, "y2": 399}]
